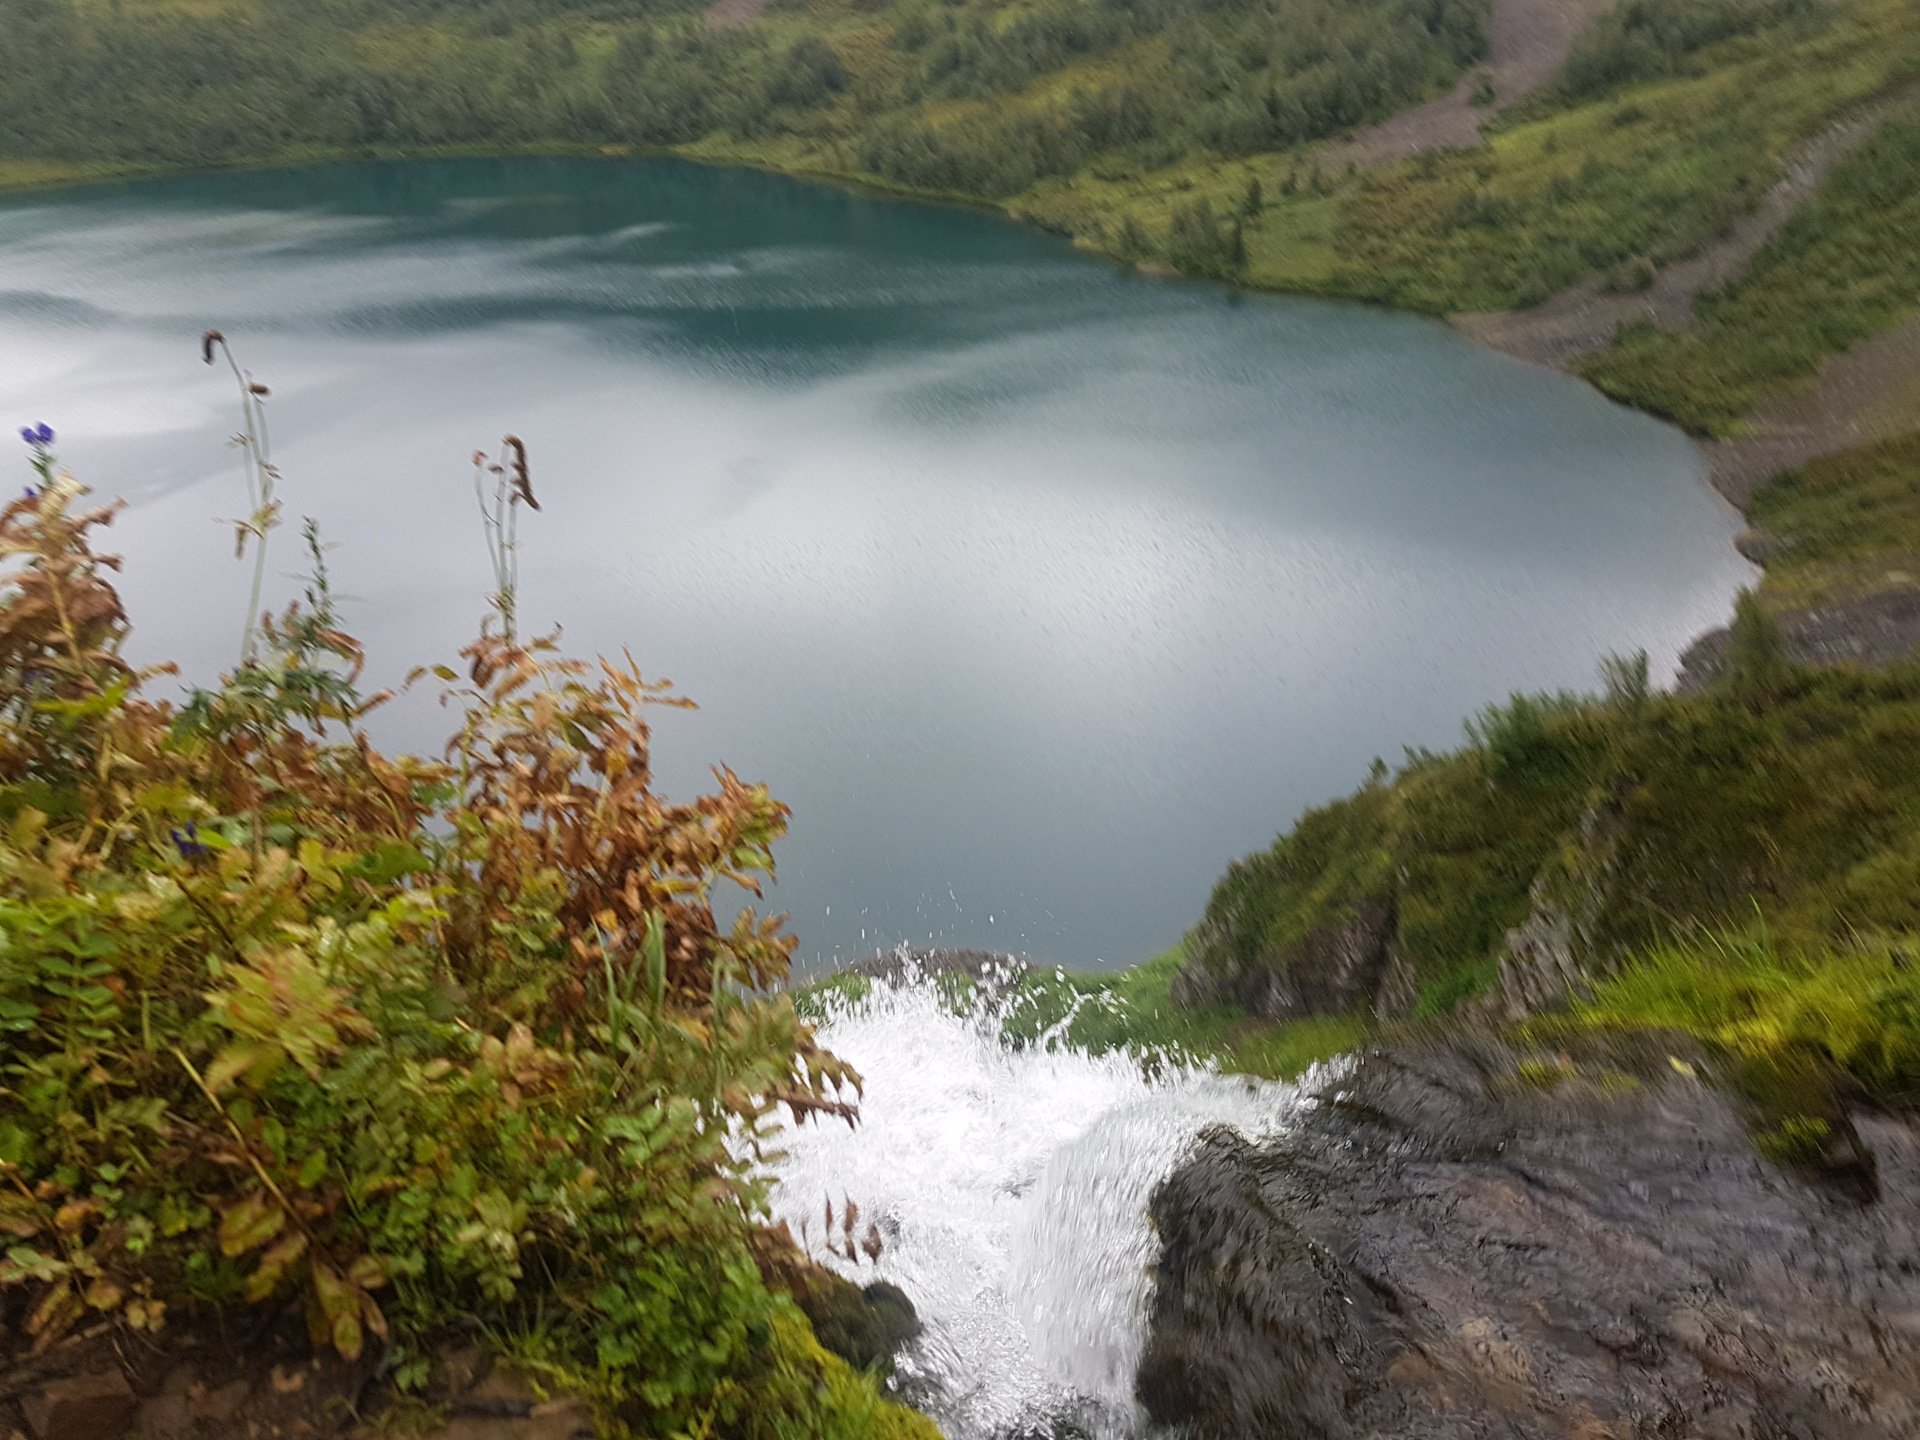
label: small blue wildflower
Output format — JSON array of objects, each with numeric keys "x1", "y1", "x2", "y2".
[
  {"x1": 34, "y1": 423, "x2": 53, "y2": 445},
  {"x1": 170, "y1": 822, "x2": 211, "y2": 861},
  {"x1": 23, "y1": 487, "x2": 39, "y2": 501},
  {"x1": 18, "y1": 427, "x2": 33, "y2": 445}
]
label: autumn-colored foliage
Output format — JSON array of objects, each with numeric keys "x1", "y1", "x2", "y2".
[{"x1": 0, "y1": 430, "x2": 913, "y2": 1435}]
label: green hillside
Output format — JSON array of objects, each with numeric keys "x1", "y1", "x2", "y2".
[{"x1": 5, "y1": 0, "x2": 1919, "y2": 442}]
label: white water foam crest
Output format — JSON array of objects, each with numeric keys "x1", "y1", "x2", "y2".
[{"x1": 764, "y1": 962, "x2": 1307, "y2": 1438}]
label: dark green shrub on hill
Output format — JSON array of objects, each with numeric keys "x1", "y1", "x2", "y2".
[
  {"x1": 1165, "y1": 197, "x2": 1246, "y2": 275},
  {"x1": 1551, "y1": 0, "x2": 1824, "y2": 102},
  {"x1": 768, "y1": 36, "x2": 850, "y2": 110},
  {"x1": 1181, "y1": 659, "x2": 1920, "y2": 1017}
]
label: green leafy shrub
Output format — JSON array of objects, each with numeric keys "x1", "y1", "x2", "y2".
[
  {"x1": 1180, "y1": 655, "x2": 1920, "y2": 1021},
  {"x1": 0, "y1": 436, "x2": 929, "y2": 1438}
]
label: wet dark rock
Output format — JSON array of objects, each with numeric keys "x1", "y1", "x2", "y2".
[
  {"x1": 1139, "y1": 1032, "x2": 1920, "y2": 1440},
  {"x1": 826, "y1": 1280, "x2": 922, "y2": 1373},
  {"x1": 1173, "y1": 901, "x2": 1397, "y2": 1020},
  {"x1": 19, "y1": 1371, "x2": 139, "y2": 1440},
  {"x1": 762, "y1": 1251, "x2": 922, "y2": 1374},
  {"x1": 1137, "y1": 1130, "x2": 1378, "y2": 1436}
]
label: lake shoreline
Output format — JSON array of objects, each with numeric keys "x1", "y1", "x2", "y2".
[
  {"x1": 0, "y1": 141, "x2": 1712, "y2": 429},
  {"x1": 9, "y1": 142, "x2": 1895, "y2": 794}
]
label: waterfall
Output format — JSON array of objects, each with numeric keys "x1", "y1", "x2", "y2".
[{"x1": 764, "y1": 961, "x2": 1310, "y2": 1438}]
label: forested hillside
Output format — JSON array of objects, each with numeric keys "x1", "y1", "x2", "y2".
[
  {"x1": 0, "y1": 0, "x2": 1487, "y2": 188},
  {"x1": 4, "y1": 0, "x2": 1917, "y2": 442}
]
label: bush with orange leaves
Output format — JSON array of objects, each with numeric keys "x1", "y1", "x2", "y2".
[{"x1": 0, "y1": 445, "x2": 924, "y2": 1437}]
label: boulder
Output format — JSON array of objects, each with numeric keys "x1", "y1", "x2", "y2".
[
  {"x1": 757, "y1": 1247, "x2": 921, "y2": 1374},
  {"x1": 1139, "y1": 1033, "x2": 1920, "y2": 1439},
  {"x1": 20, "y1": 1372, "x2": 139, "y2": 1440}
]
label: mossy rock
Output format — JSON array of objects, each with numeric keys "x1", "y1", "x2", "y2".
[{"x1": 762, "y1": 1251, "x2": 922, "y2": 1375}]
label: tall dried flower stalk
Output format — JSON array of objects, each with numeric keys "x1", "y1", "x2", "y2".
[
  {"x1": 470, "y1": 434, "x2": 538, "y2": 642},
  {"x1": 202, "y1": 330, "x2": 280, "y2": 667}
]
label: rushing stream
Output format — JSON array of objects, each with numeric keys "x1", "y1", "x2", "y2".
[{"x1": 765, "y1": 963, "x2": 1309, "y2": 1437}]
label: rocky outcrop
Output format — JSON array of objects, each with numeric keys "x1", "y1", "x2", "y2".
[
  {"x1": 1484, "y1": 794, "x2": 1626, "y2": 1022},
  {"x1": 768, "y1": 1260, "x2": 921, "y2": 1375},
  {"x1": 1370, "y1": 947, "x2": 1420, "y2": 1022},
  {"x1": 1174, "y1": 901, "x2": 1398, "y2": 1020},
  {"x1": 1678, "y1": 587, "x2": 1920, "y2": 690},
  {"x1": 1139, "y1": 1034, "x2": 1920, "y2": 1440}
]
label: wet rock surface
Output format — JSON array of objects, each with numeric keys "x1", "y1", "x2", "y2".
[
  {"x1": 760, "y1": 1250, "x2": 922, "y2": 1375},
  {"x1": 1140, "y1": 1034, "x2": 1920, "y2": 1439}
]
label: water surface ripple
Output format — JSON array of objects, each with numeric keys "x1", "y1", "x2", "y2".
[{"x1": 0, "y1": 158, "x2": 1754, "y2": 967}]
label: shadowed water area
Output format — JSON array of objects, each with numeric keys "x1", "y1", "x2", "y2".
[{"x1": 0, "y1": 157, "x2": 1752, "y2": 969}]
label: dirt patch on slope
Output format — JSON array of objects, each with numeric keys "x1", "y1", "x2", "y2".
[
  {"x1": 1706, "y1": 312, "x2": 1920, "y2": 505},
  {"x1": 1455, "y1": 90, "x2": 1914, "y2": 368},
  {"x1": 1328, "y1": 0, "x2": 1613, "y2": 167}
]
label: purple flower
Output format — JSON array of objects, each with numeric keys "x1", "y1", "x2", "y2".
[
  {"x1": 170, "y1": 822, "x2": 211, "y2": 861},
  {"x1": 22, "y1": 487, "x2": 39, "y2": 500},
  {"x1": 19, "y1": 423, "x2": 53, "y2": 447}
]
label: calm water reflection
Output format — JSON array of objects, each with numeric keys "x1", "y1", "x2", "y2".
[{"x1": 0, "y1": 158, "x2": 1752, "y2": 968}]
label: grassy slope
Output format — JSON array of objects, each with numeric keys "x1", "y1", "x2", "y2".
[
  {"x1": 1577, "y1": 96, "x2": 1920, "y2": 433},
  {"x1": 1134, "y1": 652, "x2": 1920, "y2": 1083},
  {"x1": 1565, "y1": 933, "x2": 1919, "y2": 1112},
  {"x1": 1745, "y1": 433, "x2": 1920, "y2": 609}
]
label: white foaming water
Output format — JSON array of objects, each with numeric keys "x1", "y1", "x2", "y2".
[{"x1": 765, "y1": 966, "x2": 1305, "y2": 1438}]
